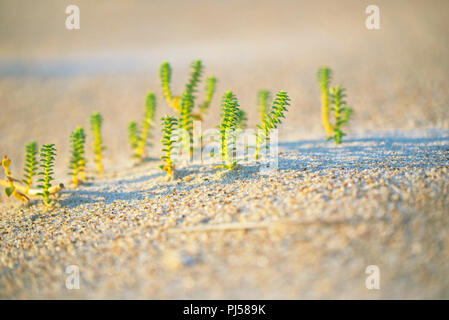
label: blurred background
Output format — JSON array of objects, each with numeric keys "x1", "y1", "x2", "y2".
[{"x1": 1, "y1": 0, "x2": 448, "y2": 180}]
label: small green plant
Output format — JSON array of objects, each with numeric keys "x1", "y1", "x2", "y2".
[
  {"x1": 69, "y1": 126, "x2": 87, "y2": 186},
  {"x1": 198, "y1": 76, "x2": 217, "y2": 116},
  {"x1": 317, "y1": 66, "x2": 333, "y2": 138},
  {"x1": 37, "y1": 144, "x2": 56, "y2": 207},
  {"x1": 218, "y1": 91, "x2": 242, "y2": 169},
  {"x1": 257, "y1": 89, "x2": 271, "y2": 124},
  {"x1": 77, "y1": 128, "x2": 87, "y2": 182},
  {"x1": 22, "y1": 141, "x2": 38, "y2": 194},
  {"x1": 159, "y1": 60, "x2": 203, "y2": 114},
  {"x1": 160, "y1": 61, "x2": 178, "y2": 112},
  {"x1": 255, "y1": 91, "x2": 290, "y2": 160},
  {"x1": 128, "y1": 121, "x2": 139, "y2": 151},
  {"x1": 1, "y1": 153, "x2": 63, "y2": 203},
  {"x1": 89, "y1": 112, "x2": 105, "y2": 174},
  {"x1": 179, "y1": 91, "x2": 194, "y2": 158},
  {"x1": 254, "y1": 90, "x2": 271, "y2": 158},
  {"x1": 329, "y1": 85, "x2": 352, "y2": 144},
  {"x1": 185, "y1": 60, "x2": 203, "y2": 97},
  {"x1": 159, "y1": 60, "x2": 216, "y2": 120},
  {"x1": 160, "y1": 115, "x2": 178, "y2": 178},
  {"x1": 128, "y1": 92, "x2": 156, "y2": 161}
]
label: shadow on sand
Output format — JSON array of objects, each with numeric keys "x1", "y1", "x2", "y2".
[
  {"x1": 277, "y1": 135, "x2": 449, "y2": 172},
  {"x1": 59, "y1": 135, "x2": 449, "y2": 209}
]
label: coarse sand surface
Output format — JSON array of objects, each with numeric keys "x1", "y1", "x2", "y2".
[{"x1": 1, "y1": 131, "x2": 448, "y2": 299}]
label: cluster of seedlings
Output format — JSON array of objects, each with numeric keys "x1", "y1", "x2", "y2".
[
  {"x1": 159, "y1": 60, "x2": 216, "y2": 121},
  {"x1": 159, "y1": 60, "x2": 218, "y2": 159},
  {"x1": 157, "y1": 60, "x2": 290, "y2": 176},
  {"x1": 2, "y1": 61, "x2": 354, "y2": 208},
  {"x1": 1, "y1": 143, "x2": 62, "y2": 207},
  {"x1": 317, "y1": 66, "x2": 353, "y2": 144},
  {"x1": 1, "y1": 109, "x2": 107, "y2": 207}
]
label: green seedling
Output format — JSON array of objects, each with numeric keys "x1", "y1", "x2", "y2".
[
  {"x1": 37, "y1": 144, "x2": 56, "y2": 207},
  {"x1": 255, "y1": 91, "x2": 290, "y2": 160},
  {"x1": 197, "y1": 76, "x2": 218, "y2": 152},
  {"x1": 136, "y1": 92, "x2": 156, "y2": 159},
  {"x1": 179, "y1": 91, "x2": 194, "y2": 158},
  {"x1": 1, "y1": 151, "x2": 63, "y2": 203},
  {"x1": 329, "y1": 85, "x2": 352, "y2": 144},
  {"x1": 160, "y1": 61, "x2": 178, "y2": 112},
  {"x1": 317, "y1": 66, "x2": 333, "y2": 138},
  {"x1": 254, "y1": 90, "x2": 271, "y2": 157},
  {"x1": 218, "y1": 91, "x2": 242, "y2": 169},
  {"x1": 69, "y1": 126, "x2": 87, "y2": 186},
  {"x1": 159, "y1": 60, "x2": 202, "y2": 114},
  {"x1": 128, "y1": 92, "x2": 156, "y2": 161},
  {"x1": 160, "y1": 115, "x2": 178, "y2": 178},
  {"x1": 159, "y1": 60, "x2": 216, "y2": 120},
  {"x1": 89, "y1": 112, "x2": 105, "y2": 174},
  {"x1": 22, "y1": 141, "x2": 38, "y2": 194},
  {"x1": 257, "y1": 89, "x2": 271, "y2": 125},
  {"x1": 128, "y1": 121, "x2": 139, "y2": 151},
  {"x1": 77, "y1": 128, "x2": 87, "y2": 182},
  {"x1": 198, "y1": 76, "x2": 217, "y2": 116},
  {"x1": 185, "y1": 60, "x2": 203, "y2": 97}
]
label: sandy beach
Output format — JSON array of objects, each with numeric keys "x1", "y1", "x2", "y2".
[{"x1": 1, "y1": 0, "x2": 449, "y2": 299}]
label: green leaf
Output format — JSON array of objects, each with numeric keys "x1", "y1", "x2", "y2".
[{"x1": 5, "y1": 186, "x2": 15, "y2": 197}]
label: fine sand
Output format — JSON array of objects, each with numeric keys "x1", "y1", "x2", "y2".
[{"x1": 1, "y1": 130, "x2": 449, "y2": 299}]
